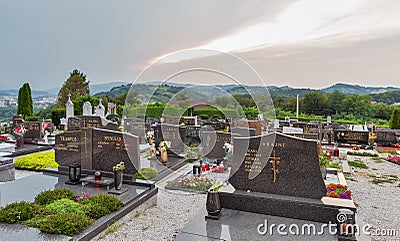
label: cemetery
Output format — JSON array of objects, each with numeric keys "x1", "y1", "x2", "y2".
[{"x1": 0, "y1": 89, "x2": 400, "y2": 241}]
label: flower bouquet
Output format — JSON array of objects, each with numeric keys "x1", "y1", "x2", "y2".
[
  {"x1": 159, "y1": 141, "x2": 171, "y2": 153},
  {"x1": 145, "y1": 130, "x2": 154, "y2": 141},
  {"x1": 223, "y1": 142, "x2": 233, "y2": 160},
  {"x1": 112, "y1": 161, "x2": 125, "y2": 171}
]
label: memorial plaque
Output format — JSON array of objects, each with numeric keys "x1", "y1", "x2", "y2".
[
  {"x1": 67, "y1": 117, "x2": 81, "y2": 131},
  {"x1": 228, "y1": 133, "x2": 326, "y2": 199},
  {"x1": 24, "y1": 121, "x2": 42, "y2": 139},
  {"x1": 333, "y1": 130, "x2": 369, "y2": 145},
  {"x1": 92, "y1": 129, "x2": 139, "y2": 175}
]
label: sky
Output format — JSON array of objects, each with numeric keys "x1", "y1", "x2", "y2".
[{"x1": 1, "y1": 0, "x2": 400, "y2": 90}]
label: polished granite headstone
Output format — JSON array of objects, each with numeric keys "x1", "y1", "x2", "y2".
[
  {"x1": 123, "y1": 118, "x2": 146, "y2": 144},
  {"x1": 292, "y1": 122, "x2": 320, "y2": 134},
  {"x1": 154, "y1": 124, "x2": 186, "y2": 155},
  {"x1": 375, "y1": 129, "x2": 397, "y2": 145},
  {"x1": 333, "y1": 130, "x2": 369, "y2": 145},
  {"x1": 56, "y1": 128, "x2": 139, "y2": 176},
  {"x1": 220, "y1": 132, "x2": 355, "y2": 224},
  {"x1": 23, "y1": 121, "x2": 42, "y2": 139},
  {"x1": 201, "y1": 131, "x2": 239, "y2": 159},
  {"x1": 92, "y1": 128, "x2": 139, "y2": 176}
]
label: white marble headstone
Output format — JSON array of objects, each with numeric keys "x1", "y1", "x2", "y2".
[{"x1": 83, "y1": 101, "x2": 92, "y2": 116}]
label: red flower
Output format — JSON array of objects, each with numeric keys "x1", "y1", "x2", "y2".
[{"x1": 346, "y1": 190, "x2": 352, "y2": 195}]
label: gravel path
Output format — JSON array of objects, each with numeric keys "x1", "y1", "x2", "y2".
[{"x1": 345, "y1": 153, "x2": 400, "y2": 241}]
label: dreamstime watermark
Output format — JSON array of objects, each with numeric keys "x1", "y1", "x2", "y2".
[{"x1": 257, "y1": 212, "x2": 398, "y2": 238}]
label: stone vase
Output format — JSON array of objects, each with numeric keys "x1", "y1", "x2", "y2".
[
  {"x1": 114, "y1": 170, "x2": 123, "y2": 190},
  {"x1": 206, "y1": 191, "x2": 221, "y2": 217},
  {"x1": 160, "y1": 151, "x2": 168, "y2": 163},
  {"x1": 16, "y1": 137, "x2": 24, "y2": 149},
  {"x1": 320, "y1": 165, "x2": 327, "y2": 180},
  {"x1": 148, "y1": 139, "x2": 153, "y2": 145}
]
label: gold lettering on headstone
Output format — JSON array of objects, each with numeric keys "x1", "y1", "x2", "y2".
[{"x1": 269, "y1": 150, "x2": 280, "y2": 183}]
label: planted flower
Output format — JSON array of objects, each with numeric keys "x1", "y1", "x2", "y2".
[
  {"x1": 387, "y1": 154, "x2": 400, "y2": 165},
  {"x1": 166, "y1": 175, "x2": 214, "y2": 192},
  {"x1": 325, "y1": 184, "x2": 358, "y2": 207},
  {"x1": 112, "y1": 162, "x2": 125, "y2": 171}
]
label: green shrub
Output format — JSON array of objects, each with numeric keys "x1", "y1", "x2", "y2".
[
  {"x1": 25, "y1": 116, "x2": 42, "y2": 121},
  {"x1": 135, "y1": 168, "x2": 158, "y2": 180},
  {"x1": 45, "y1": 199, "x2": 84, "y2": 214},
  {"x1": 34, "y1": 189, "x2": 75, "y2": 206},
  {"x1": 0, "y1": 201, "x2": 44, "y2": 223},
  {"x1": 36, "y1": 212, "x2": 92, "y2": 236},
  {"x1": 377, "y1": 150, "x2": 398, "y2": 155},
  {"x1": 83, "y1": 194, "x2": 123, "y2": 218},
  {"x1": 14, "y1": 151, "x2": 58, "y2": 171}
]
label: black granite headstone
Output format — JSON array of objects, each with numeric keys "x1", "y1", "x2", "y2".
[
  {"x1": 228, "y1": 132, "x2": 326, "y2": 199},
  {"x1": 375, "y1": 129, "x2": 397, "y2": 146},
  {"x1": 201, "y1": 131, "x2": 239, "y2": 159},
  {"x1": 124, "y1": 119, "x2": 146, "y2": 144},
  {"x1": 23, "y1": 121, "x2": 42, "y2": 139},
  {"x1": 333, "y1": 130, "x2": 369, "y2": 145},
  {"x1": 92, "y1": 128, "x2": 139, "y2": 175},
  {"x1": 154, "y1": 124, "x2": 186, "y2": 155},
  {"x1": 55, "y1": 128, "x2": 139, "y2": 175}
]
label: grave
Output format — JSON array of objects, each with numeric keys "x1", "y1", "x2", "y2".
[
  {"x1": 176, "y1": 132, "x2": 354, "y2": 240},
  {"x1": 234, "y1": 119, "x2": 262, "y2": 135},
  {"x1": 333, "y1": 130, "x2": 369, "y2": 145},
  {"x1": 55, "y1": 128, "x2": 140, "y2": 177},
  {"x1": 67, "y1": 116, "x2": 81, "y2": 131},
  {"x1": 0, "y1": 157, "x2": 15, "y2": 182}
]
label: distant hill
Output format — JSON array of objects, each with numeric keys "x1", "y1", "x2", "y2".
[{"x1": 323, "y1": 83, "x2": 400, "y2": 94}]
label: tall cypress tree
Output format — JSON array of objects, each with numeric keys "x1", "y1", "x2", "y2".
[
  {"x1": 389, "y1": 108, "x2": 400, "y2": 129},
  {"x1": 17, "y1": 83, "x2": 33, "y2": 118}
]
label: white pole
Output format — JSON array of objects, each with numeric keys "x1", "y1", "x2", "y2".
[{"x1": 296, "y1": 95, "x2": 299, "y2": 118}]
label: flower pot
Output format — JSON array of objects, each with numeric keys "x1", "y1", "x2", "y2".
[
  {"x1": 320, "y1": 166, "x2": 327, "y2": 180},
  {"x1": 160, "y1": 151, "x2": 168, "y2": 163},
  {"x1": 206, "y1": 191, "x2": 221, "y2": 217},
  {"x1": 114, "y1": 170, "x2": 123, "y2": 190}
]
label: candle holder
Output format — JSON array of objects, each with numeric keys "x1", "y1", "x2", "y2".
[{"x1": 65, "y1": 163, "x2": 81, "y2": 185}]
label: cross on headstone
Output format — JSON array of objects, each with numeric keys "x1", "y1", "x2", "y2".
[{"x1": 269, "y1": 150, "x2": 280, "y2": 183}]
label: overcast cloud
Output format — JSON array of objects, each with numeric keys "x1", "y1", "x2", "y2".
[{"x1": 0, "y1": 0, "x2": 399, "y2": 89}]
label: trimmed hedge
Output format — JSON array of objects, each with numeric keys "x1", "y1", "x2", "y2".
[{"x1": 14, "y1": 151, "x2": 58, "y2": 171}]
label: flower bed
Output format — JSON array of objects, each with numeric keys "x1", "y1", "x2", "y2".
[
  {"x1": 387, "y1": 154, "x2": 400, "y2": 165},
  {"x1": 325, "y1": 183, "x2": 358, "y2": 206},
  {"x1": 14, "y1": 151, "x2": 58, "y2": 171},
  {"x1": 166, "y1": 175, "x2": 214, "y2": 192},
  {"x1": 0, "y1": 189, "x2": 123, "y2": 236}
]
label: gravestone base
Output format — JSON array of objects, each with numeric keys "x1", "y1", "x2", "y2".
[
  {"x1": 108, "y1": 188, "x2": 128, "y2": 195},
  {"x1": 205, "y1": 213, "x2": 221, "y2": 220},
  {"x1": 0, "y1": 158, "x2": 15, "y2": 182},
  {"x1": 65, "y1": 180, "x2": 82, "y2": 185},
  {"x1": 220, "y1": 190, "x2": 356, "y2": 224}
]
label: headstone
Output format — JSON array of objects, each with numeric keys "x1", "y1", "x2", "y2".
[
  {"x1": 163, "y1": 116, "x2": 182, "y2": 125},
  {"x1": 292, "y1": 122, "x2": 319, "y2": 134},
  {"x1": 154, "y1": 124, "x2": 186, "y2": 154},
  {"x1": 201, "y1": 131, "x2": 239, "y2": 159},
  {"x1": 334, "y1": 130, "x2": 369, "y2": 145},
  {"x1": 273, "y1": 119, "x2": 280, "y2": 129},
  {"x1": 82, "y1": 101, "x2": 92, "y2": 116},
  {"x1": 0, "y1": 157, "x2": 15, "y2": 182},
  {"x1": 81, "y1": 116, "x2": 119, "y2": 131},
  {"x1": 124, "y1": 118, "x2": 146, "y2": 144},
  {"x1": 67, "y1": 117, "x2": 81, "y2": 131},
  {"x1": 234, "y1": 119, "x2": 262, "y2": 136},
  {"x1": 228, "y1": 133, "x2": 326, "y2": 199},
  {"x1": 218, "y1": 132, "x2": 353, "y2": 224},
  {"x1": 327, "y1": 116, "x2": 332, "y2": 124},
  {"x1": 56, "y1": 128, "x2": 139, "y2": 176},
  {"x1": 23, "y1": 121, "x2": 42, "y2": 139},
  {"x1": 287, "y1": 133, "x2": 319, "y2": 140},
  {"x1": 231, "y1": 127, "x2": 256, "y2": 137},
  {"x1": 92, "y1": 128, "x2": 139, "y2": 175},
  {"x1": 94, "y1": 98, "x2": 105, "y2": 118},
  {"x1": 181, "y1": 116, "x2": 198, "y2": 126},
  {"x1": 65, "y1": 93, "x2": 74, "y2": 121},
  {"x1": 12, "y1": 115, "x2": 24, "y2": 129},
  {"x1": 375, "y1": 129, "x2": 397, "y2": 146},
  {"x1": 107, "y1": 102, "x2": 117, "y2": 116}
]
